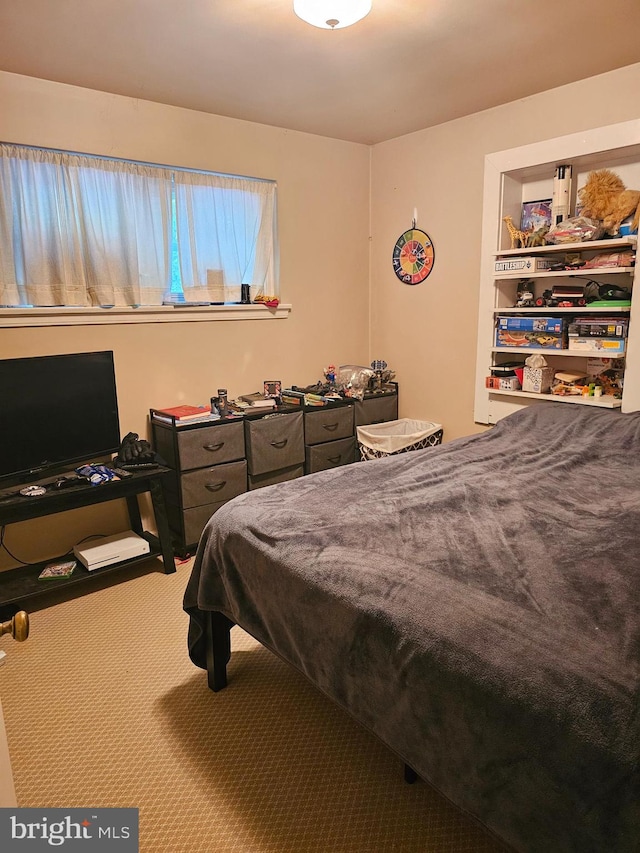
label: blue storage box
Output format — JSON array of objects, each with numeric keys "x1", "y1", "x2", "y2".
[{"x1": 496, "y1": 316, "x2": 566, "y2": 349}]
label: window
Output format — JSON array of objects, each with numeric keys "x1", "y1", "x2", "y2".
[{"x1": 0, "y1": 143, "x2": 278, "y2": 308}]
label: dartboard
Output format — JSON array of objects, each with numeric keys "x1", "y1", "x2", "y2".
[{"x1": 392, "y1": 228, "x2": 435, "y2": 285}]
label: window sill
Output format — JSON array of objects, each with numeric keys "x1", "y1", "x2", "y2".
[{"x1": 0, "y1": 303, "x2": 292, "y2": 328}]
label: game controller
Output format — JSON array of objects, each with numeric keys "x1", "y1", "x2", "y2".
[{"x1": 52, "y1": 475, "x2": 86, "y2": 490}]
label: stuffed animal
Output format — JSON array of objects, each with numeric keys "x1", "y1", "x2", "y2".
[{"x1": 577, "y1": 169, "x2": 640, "y2": 236}]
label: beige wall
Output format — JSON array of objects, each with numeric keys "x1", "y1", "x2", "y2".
[
  {"x1": 0, "y1": 71, "x2": 370, "y2": 568},
  {"x1": 370, "y1": 62, "x2": 640, "y2": 440}
]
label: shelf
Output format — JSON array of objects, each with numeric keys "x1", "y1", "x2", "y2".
[
  {"x1": 495, "y1": 236, "x2": 637, "y2": 257},
  {"x1": 488, "y1": 389, "x2": 622, "y2": 408},
  {"x1": 0, "y1": 536, "x2": 163, "y2": 614},
  {"x1": 494, "y1": 266, "x2": 633, "y2": 280},
  {"x1": 0, "y1": 467, "x2": 175, "y2": 616},
  {"x1": 494, "y1": 306, "x2": 631, "y2": 314},
  {"x1": 492, "y1": 347, "x2": 626, "y2": 357}
]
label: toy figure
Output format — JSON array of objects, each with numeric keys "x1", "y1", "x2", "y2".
[
  {"x1": 516, "y1": 280, "x2": 536, "y2": 307},
  {"x1": 525, "y1": 225, "x2": 549, "y2": 247},
  {"x1": 502, "y1": 215, "x2": 529, "y2": 249},
  {"x1": 369, "y1": 360, "x2": 396, "y2": 392},
  {"x1": 324, "y1": 364, "x2": 337, "y2": 386}
]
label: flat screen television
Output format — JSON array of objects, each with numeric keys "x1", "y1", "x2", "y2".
[{"x1": 0, "y1": 351, "x2": 121, "y2": 486}]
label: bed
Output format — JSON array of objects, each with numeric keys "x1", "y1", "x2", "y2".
[{"x1": 184, "y1": 403, "x2": 640, "y2": 852}]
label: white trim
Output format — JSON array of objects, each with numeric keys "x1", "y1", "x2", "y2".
[{"x1": 0, "y1": 303, "x2": 292, "y2": 328}]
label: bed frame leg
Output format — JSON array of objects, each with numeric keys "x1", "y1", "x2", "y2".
[
  {"x1": 404, "y1": 764, "x2": 418, "y2": 784},
  {"x1": 205, "y1": 610, "x2": 233, "y2": 692}
]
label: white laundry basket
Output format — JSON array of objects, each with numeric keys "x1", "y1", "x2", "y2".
[{"x1": 356, "y1": 418, "x2": 443, "y2": 461}]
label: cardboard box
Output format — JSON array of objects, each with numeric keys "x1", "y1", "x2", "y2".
[
  {"x1": 568, "y1": 337, "x2": 626, "y2": 355},
  {"x1": 497, "y1": 316, "x2": 564, "y2": 332},
  {"x1": 486, "y1": 376, "x2": 521, "y2": 391},
  {"x1": 568, "y1": 319, "x2": 629, "y2": 338},
  {"x1": 495, "y1": 316, "x2": 565, "y2": 349},
  {"x1": 522, "y1": 366, "x2": 555, "y2": 393},
  {"x1": 585, "y1": 357, "x2": 624, "y2": 377},
  {"x1": 494, "y1": 256, "x2": 554, "y2": 276}
]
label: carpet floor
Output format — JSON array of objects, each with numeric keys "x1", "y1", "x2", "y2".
[{"x1": 1, "y1": 558, "x2": 504, "y2": 852}]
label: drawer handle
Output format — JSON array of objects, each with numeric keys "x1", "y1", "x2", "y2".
[
  {"x1": 203, "y1": 442, "x2": 224, "y2": 452},
  {"x1": 205, "y1": 481, "x2": 226, "y2": 492},
  {"x1": 327, "y1": 455, "x2": 342, "y2": 464},
  {"x1": 270, "y1": 438, "x2": 288, "y2": 449},
  {"x1": 322, "y1": 423, "x2": 339, "y2": 432}
]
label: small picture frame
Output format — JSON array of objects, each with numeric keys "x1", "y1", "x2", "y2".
[
  {"x1": 263, "y1": 380, "x2": 282, "y2": 399},
  {"x1": 520, "y1": 199, "x2": 552, "y2": 232}
]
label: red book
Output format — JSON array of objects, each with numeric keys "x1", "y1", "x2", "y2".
[{"x1": 153, "y1": 404, "x2": 210, "y2": 421}]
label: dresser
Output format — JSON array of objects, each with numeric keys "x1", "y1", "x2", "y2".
[
  {"x1": 152, "y1": 418, "x2": 247, "y2": 554},
  {"x1": 304, "y1": 403, "x2": 356, "y2": 474},
  {"x1": 355, "y1": 386, "x2": 398, "y2": 426},
  {"x1": 150, "y1": 384, "x2": 398, "y2": 555},
  {"x1": 304, "y1": 383, "x2": 399, "y2": 472}
]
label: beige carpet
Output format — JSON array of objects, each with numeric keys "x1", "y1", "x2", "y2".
[{"x1": 0, "y1": 559, "x2": 504, "y2": 852}]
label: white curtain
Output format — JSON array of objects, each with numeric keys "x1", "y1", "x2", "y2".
[
  {"x1": 173, "y1": 171, "x2": 277, "y2": 303},
  {"x1": 68, "y1": 155, "x2": 172, "y2": 306},
  {"x1": 0, "y1": 144, "x2": 172, "y2": 306}
]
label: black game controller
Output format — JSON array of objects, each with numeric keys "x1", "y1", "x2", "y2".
[{"x1": 51, "y1": 475, "x2": 86, "y2": 490}]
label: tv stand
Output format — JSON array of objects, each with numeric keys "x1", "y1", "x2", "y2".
[{"x1": 0, "y1": 467, "x2": 175, "y2": 618}]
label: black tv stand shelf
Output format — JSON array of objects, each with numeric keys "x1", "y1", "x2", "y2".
[{"x1": 0, "y1": 466, "x2": 175, "y2": 617}]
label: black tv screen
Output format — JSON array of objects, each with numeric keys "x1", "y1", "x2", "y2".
[{"x1": 0, "y1": 351, "x2": 121, "y2": 485}]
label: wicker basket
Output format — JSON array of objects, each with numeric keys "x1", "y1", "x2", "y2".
[{"x1": 357, "y1": 418, "x2": 443, "y2": 461}]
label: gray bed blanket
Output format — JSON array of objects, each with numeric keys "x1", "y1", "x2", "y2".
[{"x1": 184, "y1": 403, "x2": 640, "y2": 852}]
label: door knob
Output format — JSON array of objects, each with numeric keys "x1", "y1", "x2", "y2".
[{"x1": 0, "y1": 611, "x2": 29, "y2": 642}]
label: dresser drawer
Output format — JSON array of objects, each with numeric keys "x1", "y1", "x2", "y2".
[
  {"x1": 169, "y1": 421, "x2": 245, "y2": 470},
  {"x1": 245, "y1": 412, "x2": 305, "y2": 475},
  {"x1": 178, "y1": 459, "x2": 247, "y2": 509},
  {"x1": 167, "y1": 500, "x2": 228, "y2": 550},
  {"x1": 304, "y1": 405, "x2": 354, "y2": 446},
  {"x1": 355, "y1": 394, "x2": 398, "y2": 426},
  {"x1": 248, "y1": 463, "x2": 305, "y2": 490},
  {"x1": 305, "y1": 437, "x2": 356, "y2": 474}
]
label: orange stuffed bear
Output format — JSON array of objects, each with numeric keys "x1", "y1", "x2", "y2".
[{"x1": 578, "y1": 169, "x2": 640, "y2": 236}]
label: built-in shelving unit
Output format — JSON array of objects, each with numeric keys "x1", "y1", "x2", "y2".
[{"x1": 474, "y1": 119, "x2": 640, "y2": 424}]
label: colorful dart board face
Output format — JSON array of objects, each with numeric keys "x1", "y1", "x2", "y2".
[{"x1": 392, "y1": 228, "x2": 435, "y2": 285}]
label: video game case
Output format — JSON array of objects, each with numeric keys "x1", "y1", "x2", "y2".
[{"x1": 38, "y1": 559, "x2": 77, "y2": 580}]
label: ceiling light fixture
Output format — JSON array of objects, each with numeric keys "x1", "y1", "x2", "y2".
[{"x1": 293, "y1": 0, "x2": 372, "y2": 29}]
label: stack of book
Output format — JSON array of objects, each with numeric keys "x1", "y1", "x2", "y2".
[
  {"x1": 151, "y1": 404, "x2": 220, "y2": 425},
  {"x1": 280, "y1": 388, "x2": 342, "y2": 407},
  {"x1": 238, "y1": 392, "x2": 277, "y2": 410}
]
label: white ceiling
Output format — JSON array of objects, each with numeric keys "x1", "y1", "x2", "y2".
[{"x1": 1, "y1": 0, "x2": 640, "y2": 145}]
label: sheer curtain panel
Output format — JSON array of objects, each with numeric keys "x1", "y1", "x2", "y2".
[
  {"x1": 173, "y1": 171, "x2": 277, "y2": 304},
  {"x1": 0, "y1": 145, "x2": 172, "y2": 307}
]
